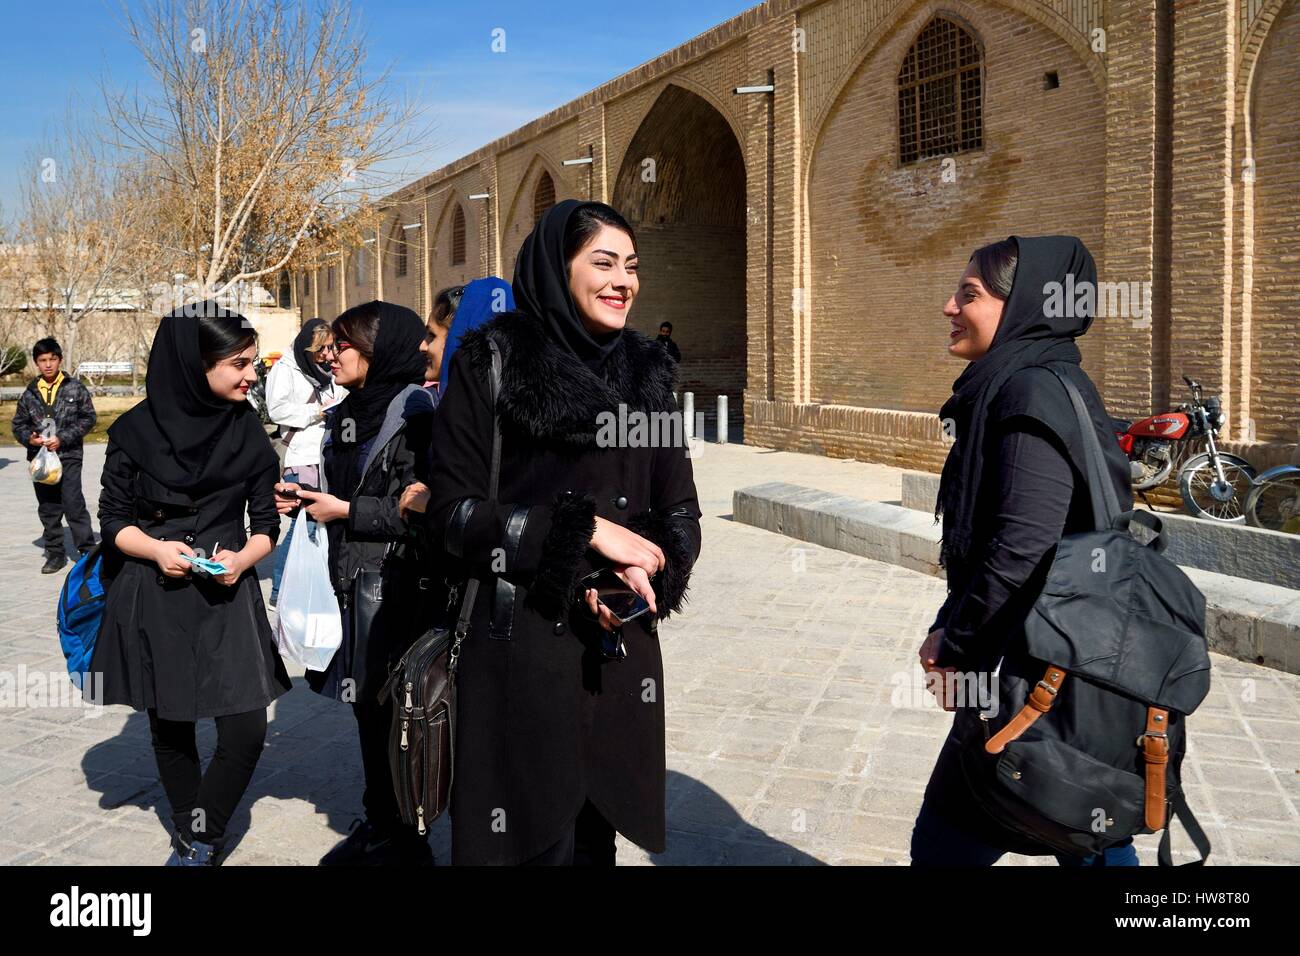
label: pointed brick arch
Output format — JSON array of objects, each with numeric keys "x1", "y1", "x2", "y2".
[{"x1": 611, "y1": 82, "x2": 747, "y2": 433}]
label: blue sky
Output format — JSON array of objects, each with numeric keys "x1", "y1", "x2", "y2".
[{"x1": 0, "y1": 0, "x2": 757, "y2": 214}]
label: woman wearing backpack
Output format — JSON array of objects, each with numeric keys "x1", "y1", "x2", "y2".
[
  {"x1": 265, "y1": 318, "x2": 346, "y2": 606},
  {"x1": 425, "y1": 200, "x2": 702, "y2": 865},
  {"x1": 911, "y1": 236, "x2": 1137, "y2": 866},
  {"x1": 273, "y1": 300, "x2": 437, "y2": 866},
  {"x1": 92, "y1": 305, "x2": 290, "y2": 866}
]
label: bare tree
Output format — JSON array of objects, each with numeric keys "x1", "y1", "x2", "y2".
[
  {"x1": 0, "y1": 210, "x2": 36, "y2": 378},
  {"x1": 105, "y1": 0, "x2": 426, "y2": 306},
  {"x1": 16, "y1": 109, "x2": 144, "y2": 372}
]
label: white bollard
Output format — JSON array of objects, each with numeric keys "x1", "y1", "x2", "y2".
[
  {"x1": 717, "y1": 395, "x2": 728, "y2": 444},
  {"x1": 683, "y1": 392, "x2": 695, "y2": 441}
]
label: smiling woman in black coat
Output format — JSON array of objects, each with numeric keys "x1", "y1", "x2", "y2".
[
  {"x1": 424, "y1": 200, "x2": 703, "y2": 865},
  {"x1": 91, "y1": 305, "x2": 289, "y2": 866}
]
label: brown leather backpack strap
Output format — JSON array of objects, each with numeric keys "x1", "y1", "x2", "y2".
[
  {"x1": 1139, "y1": 707, "x2": 1170, "y2": 830},
  {"x1": 984, "y1": 665, "x2": 1066, "y2": 755}
]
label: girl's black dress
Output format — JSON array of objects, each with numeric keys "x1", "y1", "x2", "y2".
[{"x1": 90, "y1": 438, "x2": 290, "y2": 720}]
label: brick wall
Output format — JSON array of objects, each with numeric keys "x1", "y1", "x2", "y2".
[
  {"x1": 807, "y1": 1, "x2": 1107, "y2": 417},
  {"x1": 287, "y1": 0, "x2": 1299, "y2": 475},
  {"x1": 1246, "y1": 0, "x2": 1300, "y2": 446}
]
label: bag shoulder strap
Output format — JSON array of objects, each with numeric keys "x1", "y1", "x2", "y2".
[
  {"x1": 1043, "y1": 365, "x2": 1122, "y2": 531},
  {"x1": 1158, "y1": 791, "x2": 1211, "y2": 866},
  {"x1": 452, "y1": 338, "x2": 503, "y2": 642}
]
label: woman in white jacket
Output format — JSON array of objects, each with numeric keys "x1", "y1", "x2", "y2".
[{"x1": 265, "y1": 318, "x2": 346, "y2": 606}]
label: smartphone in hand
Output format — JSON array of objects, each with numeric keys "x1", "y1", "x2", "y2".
[{"x1": 579, "y1": 567, "x2": 652, "y2": 624}]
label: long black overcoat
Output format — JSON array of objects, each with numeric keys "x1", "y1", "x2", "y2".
[{"x1": 426, "y1": 311, "x2": 703, "y2": 865}]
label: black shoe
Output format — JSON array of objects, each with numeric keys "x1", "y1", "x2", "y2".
[
  {"x1": 319, "y1": 818, "x2": 433, "y2": 866},
  {"x1": 41, "y1": 555, "x2": 68, "y2": 574}
]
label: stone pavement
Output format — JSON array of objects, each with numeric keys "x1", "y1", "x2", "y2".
[{"x1": 0, "y1": 442, "x2": 1297, "y2": 865}]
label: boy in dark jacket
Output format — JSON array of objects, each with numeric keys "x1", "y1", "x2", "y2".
[{"x1": 10, "y1": 338, "x2": 98, "y2": 572}]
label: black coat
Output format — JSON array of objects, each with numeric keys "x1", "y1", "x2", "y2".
[
  {"x1": 11, "y1": 374, "x2": 97, "y2": 461},
  {"x1": 923, "y1": 365, "x2": 1133, "y2": 854},
  {"x1": 426, "y1": 312, "x2": 703, "y2": 865},
  {"x1": 90, "y1": 441, "x2": 291, "y2": 721},
  {"x1": 305, "y1": 385, "x2": 438, "y2": 703}
]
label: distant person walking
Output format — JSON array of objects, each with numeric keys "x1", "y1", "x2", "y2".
[
  {"x1": 655, "y1": 321, "x2": 680, "y2": 363},
  {"x1": 10, "y1": 337, "x2": 97, "y2": 573}
]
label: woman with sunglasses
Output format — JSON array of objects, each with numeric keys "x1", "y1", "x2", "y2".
[
  {"x1": 274, "y1": 300, "x2": 437, "y2": 866},
  {"x1": 265, "y1": 319, "x2": 346, "y2": 606},
  {"x1": 425, "y1": 200, "x2": 702, "y2": 865}
]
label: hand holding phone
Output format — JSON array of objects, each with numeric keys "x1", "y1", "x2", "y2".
[{"x1": 579, "y1": 567, "x2": 653, "y2": 625}]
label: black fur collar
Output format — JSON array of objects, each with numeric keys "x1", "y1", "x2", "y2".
[{"x1": 457, "y1": 310, "x2": 679, "y2": 447}]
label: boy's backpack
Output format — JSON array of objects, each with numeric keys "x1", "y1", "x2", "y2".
[
  {"x1": 956, "y1": 366, "x2": 1212, "y2": 865},
  {"x1": 58, "y1": 544, "x2": 107, "y2": 689}
]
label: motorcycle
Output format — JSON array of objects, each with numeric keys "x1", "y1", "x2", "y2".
[{"x1": 1112, "y1": 375, "x2": 1257, "y2": 523}]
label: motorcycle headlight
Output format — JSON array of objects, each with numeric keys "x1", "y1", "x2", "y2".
[{"x1": 1216, "y1": 411, "x2": 1227, "y2": 428}]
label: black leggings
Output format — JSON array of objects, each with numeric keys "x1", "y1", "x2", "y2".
[{"x1": 147, "y1": 707, "x2": 267, "y2": 847}]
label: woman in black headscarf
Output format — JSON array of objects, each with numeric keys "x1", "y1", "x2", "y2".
[
  {"x1": 424, "y1": 199, "x2": 702, "y2": 865},
  {"x1": 92, "y1": 304, "x2": 289, "y2": 866},
  {"x1": 273, "y1": 300, "x2": 438, "y2": 866},
  {"x1": 910, "y1": 236, "x2": 1136, "y2": 866}
]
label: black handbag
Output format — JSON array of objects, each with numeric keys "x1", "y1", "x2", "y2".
[
  {"x1": 956, "y1": 365, "x2": 1213, "y2": 865},
  {"x1": 377, "y1": 339, "x2": 502, "y2": 834}
]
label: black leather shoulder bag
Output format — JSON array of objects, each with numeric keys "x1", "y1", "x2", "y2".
[{"x1": 378, "y1": 338, "x2": 501, "y2": 834}]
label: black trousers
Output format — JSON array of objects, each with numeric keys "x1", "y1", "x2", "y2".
[
  {"x1": 34, "y1": 454, "x2": 95, "y2": 559},
  {"x1": 522, "y1": 799, "x2": 617, "y2": 866},
  {"x1": 353, "y1": 696, "x2": 424, "y2": 840},
  {"x1": 148, "y1": 707, "x2": 267, "y2": 847}
]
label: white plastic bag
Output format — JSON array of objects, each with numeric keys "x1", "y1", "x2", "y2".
[
  {"x1": 29, "y1": 445, "x2": 62, "y2": 485},
  {"x1": 274, "y1": 509, "x2": 342, "y2": 671}
]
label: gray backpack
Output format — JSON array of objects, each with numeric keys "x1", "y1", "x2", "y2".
[{"x1": 956, "y1": 366, "x2": 1213, "y2": 865}]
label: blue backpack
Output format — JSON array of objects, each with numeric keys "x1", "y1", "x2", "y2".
[{"x1": 58, "y1": 544, "x2": 107, "y2": 689}]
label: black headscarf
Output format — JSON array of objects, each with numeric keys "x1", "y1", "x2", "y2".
[
  {"x1": 512, "y1": 198, "x2": 624, "y2": 371},
  {"x1": 325, "y1": 301, "x2": 427, "y2": 494},
  {"x1": 292, "y1": 317, "x2": 333, "y2": 390},
  {"x1": 108, "y1": 306, "x2": 278, "y2": 496},
  {"x1": 936, "y1": 235, "x2": 1125, "y2": 569}
]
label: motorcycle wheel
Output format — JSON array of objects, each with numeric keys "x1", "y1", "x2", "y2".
[
  {"x1": 1179, "y1": 452, "x2": 1257, "y2": 523},
  {"x1": 1244, "y1": 465, "x2": 1300, "y2": 533}
]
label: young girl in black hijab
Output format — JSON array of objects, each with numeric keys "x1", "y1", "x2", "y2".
[
  {"x1": 910, "y1": 236, "x2": 1135, "y2": 866},
  {"x1": 92, "y1": 305, "x2": 289, "y2": 866},
  {"x1": 274, "y1": 300, "x2": 436, "y2": 866},
  {"x1": 426, "y1": 200, "x2": 703, "y2": 865}
]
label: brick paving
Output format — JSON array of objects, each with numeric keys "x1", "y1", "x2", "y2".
[{"x1": 1, "y1": 442, "x2": 1296, "y2": 865}]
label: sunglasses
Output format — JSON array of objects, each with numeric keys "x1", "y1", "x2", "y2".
[{"x1": 329, "y1": 340, "x2": 354, "y2": 356}]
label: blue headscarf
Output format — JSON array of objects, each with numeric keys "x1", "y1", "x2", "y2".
[{"x1": 437, "y1": 276, "x2": 515, "y2": 394}]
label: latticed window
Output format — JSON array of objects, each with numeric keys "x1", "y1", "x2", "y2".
[
  {"x1": 533, "y1": 171, "x2": 555, "y2": 226},
  {"x1": 326, "y1": 266, "x2": 334, "y2": 290},
  {"x1": 451, "y1": 204, "x2": 466, "y2": 266},
  {"x1": 354, "y1": 246, "x2": 366, "y2": 285},
  {"x1": 392, "y1": 224, "x2": 407, "y2": 278},
  {"x1": 898, "y1": 16, "x2": 983, "y2": 165}
]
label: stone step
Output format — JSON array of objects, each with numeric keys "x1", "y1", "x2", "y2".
[
  {"x1": 734, "y1": 480, "x2": 1300, "y2": 676},
  {"x1": 899, "y1": 469, "x2": 1300, "y2": 591}
]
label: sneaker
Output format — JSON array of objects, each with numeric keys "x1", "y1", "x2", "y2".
[
  {"x1": 41, "y1": 555, "x2": 68, "y2": 574},
  {"x1": 164, "y1": 831, "x2": 219, "y2": 866},
  {"x1": 319, "y1": 817, "x2": 433, "y2": 866}
]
